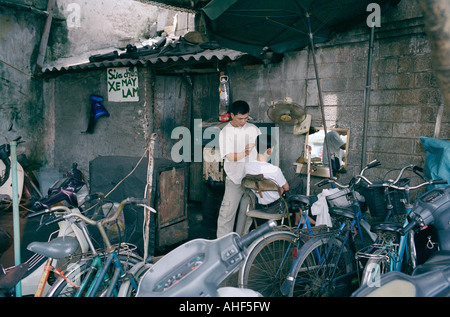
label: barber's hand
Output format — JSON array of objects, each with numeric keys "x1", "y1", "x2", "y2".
[{"x1": 245, "y1": 143, "x2": 255, "y2": 156}]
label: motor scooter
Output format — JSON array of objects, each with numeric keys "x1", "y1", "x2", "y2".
[
  {"x1": 1, "y1": 163, "x2": 90, "y2": 296},
  {"x1": 0, "y1": 141, "x2": 24, "y2": 205},
  {"x1": 352, "y1": 185, "x2": 450, "y2": 297},
  {"x1": 135, "y1": 220, "x2": 278, "y2": 297}
]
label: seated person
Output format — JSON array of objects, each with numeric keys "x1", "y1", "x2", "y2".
[
  {"x1": 244, "y1": 134, "x2": 289, "y2": 214},
  {"x1": 322, "y1": 130, "x2": 346, "y2": 173}
]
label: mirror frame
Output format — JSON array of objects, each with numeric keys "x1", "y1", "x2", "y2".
[{"x1": 295, "y1": 127, "x2": 350, "y2": 178}]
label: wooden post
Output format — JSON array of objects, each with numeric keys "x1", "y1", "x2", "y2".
[{"x1": 34, "y1": 0, "x2": 56, "y2": 76}]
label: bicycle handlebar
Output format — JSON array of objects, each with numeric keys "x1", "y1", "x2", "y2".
[
  {"x1": 317, "y1": 161, "x2": 447, "y2": 192},
  {"x1": 27, "y1": 206, "x2": 69, "y2": 219},
  {"x1": 358, "y1": 174, "x2": 447, "y2": 191},
  {"x1": 63, "y1": 197, "x2": 147, "y2": 226},
  {"x1": 316, "y1": 159, "x2": 381, "y2": 189},
  {"x1": 28, "y1": 195, "x2": 148, "y2": 229}
]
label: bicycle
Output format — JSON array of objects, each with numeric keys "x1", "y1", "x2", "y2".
[
  {"x1": 278, "y1": 160, "x2": 383, "y2": 297},
  {"x1": 44, "y1": 195, "x2": 147, "y2": 297},
  {"x1": 239, "y1": 160, "x2": 380, "y2": 297},
  {"x1": 353, "y1": 185, "x2": 450, "y2": 297},
  {"x1": 237, "y1": 196, "x2": 317, "y2": 297},
  {"x1": 2, "y1": 192, "x2": 92, "y2": 297},
  {"x1": 355, "y1": 165, "x2": 447, "y2": 286},
  {"x1": 25, "y1": 204, "x2": 91, "y2": 297}
]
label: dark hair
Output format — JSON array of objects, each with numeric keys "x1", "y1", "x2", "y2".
[
  {"x1": 230, "y1": 100, "x2": 250, "y2": 115},
  {"x1": 256, "y1": 134, "x2": 276, "y2": 154}
]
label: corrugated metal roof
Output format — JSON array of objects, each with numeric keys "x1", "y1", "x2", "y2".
[{"x1": 42, "y1": 48, "x2": 247, "y2": 74}]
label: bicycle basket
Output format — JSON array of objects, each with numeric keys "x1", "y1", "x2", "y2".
[
  {"x1": 327, "y1": 188, "x2": 365, "y2": 207},
  {"x1": 361, "y1": 178, "x2": 409, "y2": 218}
]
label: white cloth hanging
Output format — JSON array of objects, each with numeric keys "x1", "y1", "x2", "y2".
[{"x1": 311, "y1": 188, "x2": 340, "y2": 227}]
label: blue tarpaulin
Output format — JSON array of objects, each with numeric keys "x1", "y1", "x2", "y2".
[{"x1": 420, "y1": 137, "x2": 450, "y2": 188}]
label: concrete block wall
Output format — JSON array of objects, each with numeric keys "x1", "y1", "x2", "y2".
[
  {"x1": 226, "y1": 0, "x2": 448, "y2": 193},
  {"x1": 1, "y1": 0, "x2": 448, "y2": 198}
]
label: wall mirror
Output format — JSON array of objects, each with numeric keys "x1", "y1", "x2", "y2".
[{"x1": 295, "y1": 127, "x2": 350, "y2": 177}]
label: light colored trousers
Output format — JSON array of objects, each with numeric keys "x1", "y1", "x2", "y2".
[{"x1": 216, "y1": 177, "x2": 254, "y2": 238}]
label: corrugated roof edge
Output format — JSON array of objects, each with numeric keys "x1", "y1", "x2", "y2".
[{"x1": 42, "y1": 48, "x2": 247, "y2": 74}]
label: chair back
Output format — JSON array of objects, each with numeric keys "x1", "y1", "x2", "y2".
[{"x1": 241, "y1": 174, "x2": 281, "y2": 199}]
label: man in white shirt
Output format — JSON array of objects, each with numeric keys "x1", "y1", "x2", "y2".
[
  {"x1": 245, "y1": 134, "x2": 289, "y2": 214},
  {"x1": 217, "y1": 100, "x2": 261, "y2": 238}
]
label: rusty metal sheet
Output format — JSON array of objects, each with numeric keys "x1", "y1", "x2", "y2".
[{"x1": 157, "y1": 167, "x2": 187, "y2": 227}]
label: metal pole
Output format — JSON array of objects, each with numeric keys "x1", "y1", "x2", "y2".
[
  {"x1": 11, "y1": 140, "x2": 21, "y2": 297},
  {"x1": 306, "y1": 13, "x2": 333, "y2": 178},
  {"x1": 361, "y1": 25, "x2": 375, "y2": 169}
]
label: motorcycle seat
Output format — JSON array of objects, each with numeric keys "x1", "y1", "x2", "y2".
[
  {"x1": 27, "y1": 236, "x2": 79, "y2": 259},
  {"x1": 412, "y1": 250, "x2": 450, "y2": 276}
]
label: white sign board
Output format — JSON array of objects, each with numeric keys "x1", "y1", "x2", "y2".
[{"x1": 107, "y1": 67, "x2": 139, "y2": 102}]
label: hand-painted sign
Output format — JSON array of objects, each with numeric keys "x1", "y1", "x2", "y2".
[{"x1": 107, "y1": 67, "x2": 139, "y2": 102}]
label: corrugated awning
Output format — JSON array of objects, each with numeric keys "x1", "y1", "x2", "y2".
[{"x1": 42, "y1": 47, "x2": 248, "y2": 75}]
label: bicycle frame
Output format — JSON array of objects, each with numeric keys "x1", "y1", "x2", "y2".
[
  {"x1": 18, "y1": 207, "x2": 91, "y2": 297},
  {"x1": 380, "y1": 201, "x2": 413, "y2": 273},
  {"x1": 59, "y1": 197, "x2": 146, "y2": 297},
  {"x1": 277, "y1": 200, "x2": 369, "y2": 295},
  {"x1": 292, "y1": 211, "x2": 362, "y2": 287},
  {"x1": 74, "y1": 248, "x2": 138, "y2": 297}
]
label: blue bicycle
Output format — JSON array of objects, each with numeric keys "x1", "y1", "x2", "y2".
[
  {"x1": 240, "y1": 160, "x2": 380, "y2": 297},
  {"x1": 356, "y1": 165, "x2": 447, "y2": 286},
  {"x1": 279, "y1": 160, "x2": 385, "y2": 297}
]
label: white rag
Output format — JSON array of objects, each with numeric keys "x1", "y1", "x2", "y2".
[{"x1": 311, "y1": 188, "x2": 341, "y2": 227}]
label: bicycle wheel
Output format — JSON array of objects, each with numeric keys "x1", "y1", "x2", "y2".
[
  {"x1": 46, "y1": 252, "x2": 142, "y2": 297},
  {"x1": 287, "y1": 235, "x2": 356, "y2": 297},
  {"x1": 239, "y1": 231, "x2": 299, "y2": 297},
  {"x1": 117, "y1": 261, "x2": 152, "y2": 297},
  {"x1": 359, "y1": 248, "x2": 390, "y2": 287}
]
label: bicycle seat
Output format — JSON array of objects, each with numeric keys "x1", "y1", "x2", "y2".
[
  {"x1": 287, "y1": 194, "x2": 318, "y2": 207},
  {"x1": 370, "y1": 222, "x2": 403, "y2": 233},
  {"x1": 27, "y1": 236, "x2": 79, "y2": 259},
  {"x1": 329, "y1": 205, "x2": 359, "y2": 219}
]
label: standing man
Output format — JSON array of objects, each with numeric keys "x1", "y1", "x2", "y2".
[{"x1": 217, "y1": 100, "x2": 261, "y2": 237}]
